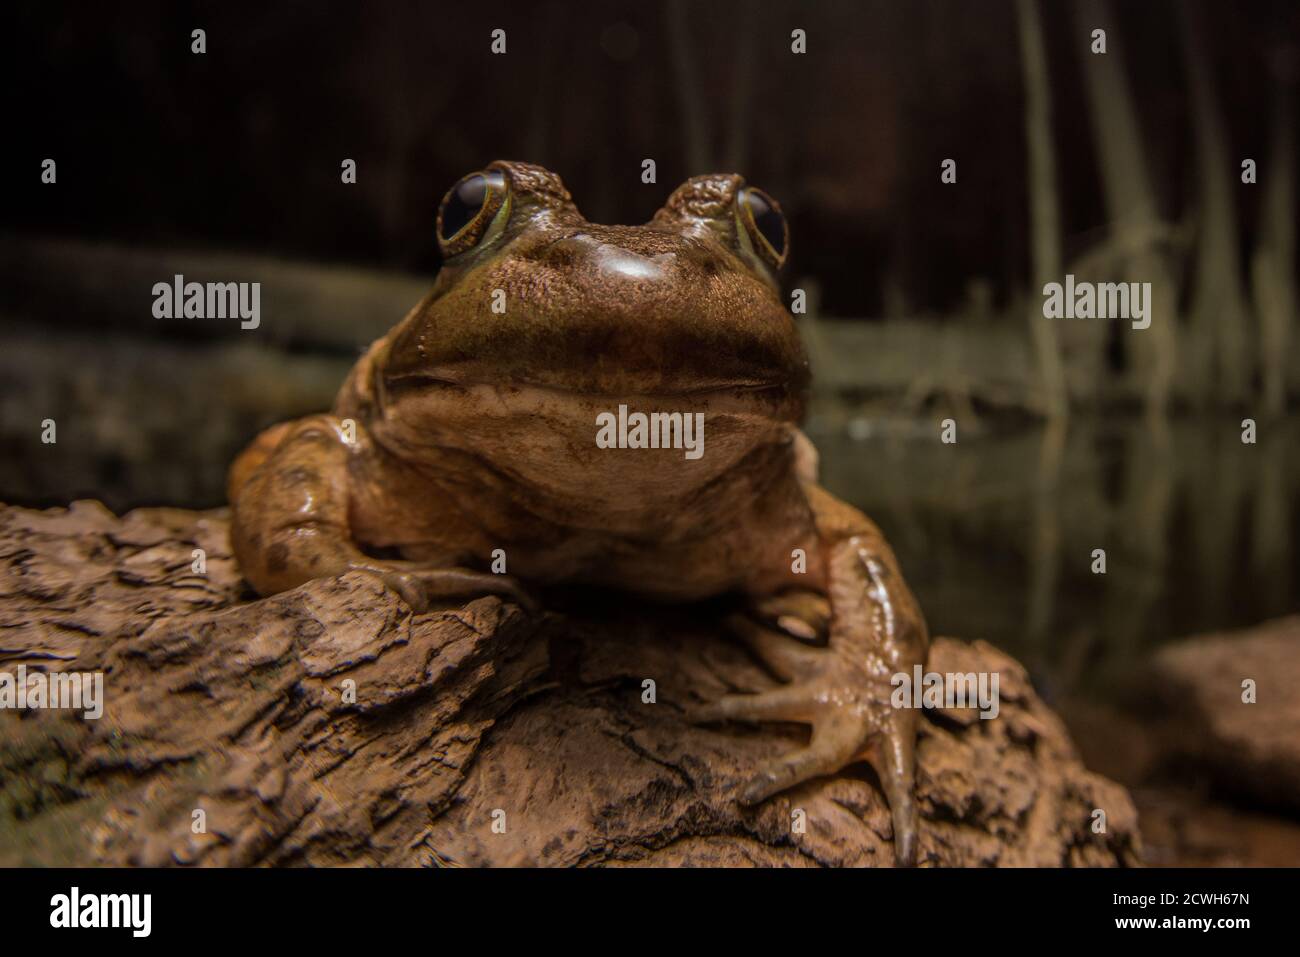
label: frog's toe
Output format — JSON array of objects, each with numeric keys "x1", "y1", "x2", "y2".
[
  {"x1": 690, "y1": 683, "x2": 818, "y2": 724},
  {"x1": 738, "y1": 722, "x2": 861, "y2": 805},
  {"x1": 752, "y1": 591, "x2": 831, "y2": 641},
  {"x1": 724, "y1": 613, "x2": 826, "y2": 680},
  {"x1": 353, "y1": 562, "x2": 432, "y2": 613},
  {"x1": 732, "y1": 684, "x2": 919, "y2": 866},
  {"x1": 353, "y1": 561, "x2": 538, "y2": 613},
  {"x1": 416, "y1": 567, "x2": 537, "y2": 612},
  {"x1": 865, "y1": 722, "x2": 920, "y2": 866},
  {"x1": 696, "y1": 629, "x2": 921, "y2": 865}
]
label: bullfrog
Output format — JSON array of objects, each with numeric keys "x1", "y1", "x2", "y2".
[{"x1": 228, "y1": 161, "x2": 930, "y2": 865}]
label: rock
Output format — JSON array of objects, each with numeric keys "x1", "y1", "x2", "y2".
[
  {"x1": 1150, "y1": 616, "x2": 1300, "y2": 812},
  {"x1": 0, "y1": 501, "x2": 1140, "y2": 866},
  {"x1": 1130, "y1": 785, "x2": 1300, "y2": 868}
]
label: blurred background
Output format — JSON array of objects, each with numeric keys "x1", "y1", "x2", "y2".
[{"x1": 3, "y1": 0, "x2": 1299, "y2": 863}]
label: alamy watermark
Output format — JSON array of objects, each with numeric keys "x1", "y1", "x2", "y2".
[
  {"x1": 595, "y1": 404, "x2": 705, "y2": 460},
  {"x1": 1042, "y1": 274, "x2": 1151, "y2": 330},
  {"x1": 0, "y1": 665, "x2": 103, "y2": 719},
  {"x1": 152, "y1": 273, "x2": 260, "y2": 329},
  {"x1": 50, "y1": 887, "x2": 150, "y2": 937},
  {"x1": 891, "y1": 664, "x2": 1000, "y2": 719}
]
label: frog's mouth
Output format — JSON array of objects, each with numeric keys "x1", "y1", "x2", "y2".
[{"x1": 385, "y1": 368, "x2": 803, "y2": 420}]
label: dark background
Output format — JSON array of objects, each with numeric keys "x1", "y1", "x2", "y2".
[{"x1": 7, "y1": 0, "x2": 1293, "y2": 316}]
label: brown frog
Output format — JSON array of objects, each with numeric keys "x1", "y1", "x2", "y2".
[{"x1": 228, "y1": 161, "x2": 929, "y2": 864}]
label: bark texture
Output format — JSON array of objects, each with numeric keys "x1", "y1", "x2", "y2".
[{"x1": 0, "y1": 501, "x2": 1140, "y2": 867}]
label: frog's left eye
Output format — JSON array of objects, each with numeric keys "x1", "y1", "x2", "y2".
[
  {"x1": 736, "y1": 186, "x2": 788, "y2": 271},
  {"x1": 437, "y1": 169, "x2": 509, "y2": 256}
]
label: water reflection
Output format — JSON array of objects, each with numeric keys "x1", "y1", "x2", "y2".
[{"x1": 810, "y1": 413, "x2": 1299, "y2": 705}]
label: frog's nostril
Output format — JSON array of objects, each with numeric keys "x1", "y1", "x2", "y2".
[{"x1": 539, "y1": 241, "x2": 579, "y2": 269}]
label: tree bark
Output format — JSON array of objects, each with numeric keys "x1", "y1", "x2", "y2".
[
  {"x1": 1252, "y1": 54, "x2": 1298, "y2": 417},
  {"x1": 1071, "y1": 0, "x2": 1178, "y2": 419},
  {"x1": 1016, "y1": 0, "x2": 1069, "y2": 421},
  {"x1": 1180, "y1": 0, "x2": 1253, "y2": 406},
  {"x1": 0, "y1": 502, "x2": 1141, "y2": 867}
]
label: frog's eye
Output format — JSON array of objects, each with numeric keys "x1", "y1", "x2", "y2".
[
  {"x1": 735, "y1": 186, "x2": 788, "y2": 271},
  {"x1": 437, "y1": 169, "x2": 509, "y2": 256}
]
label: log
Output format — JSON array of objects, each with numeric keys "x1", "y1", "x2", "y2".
[
  {"x1": 0, "y1": 501, "x2": 1140, "y2": 866},
  {"x1": 0, "y1": 236, "x2": 428, "y2": 352}
]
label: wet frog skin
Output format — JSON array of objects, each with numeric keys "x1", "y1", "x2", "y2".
[{"x1": 228, "y1": 161, "x2": 930, "y2": 864}]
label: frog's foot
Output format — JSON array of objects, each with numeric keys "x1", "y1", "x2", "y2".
[
  {"x1": 350, "y1": 560, "x2": 538, "y2": 614},
  {"x1": 693, "y1": 537, "x2": 927, "y2": 865},
  {"x1": 693, "y1": 616, "x2": 916, "y2": 860},
  {"x1": 228, "y1": 414, "x2": 539, "y2": 615}
]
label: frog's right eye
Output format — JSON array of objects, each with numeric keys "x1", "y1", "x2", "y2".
[{"x1": 437, "y1": 169, "x2": 509, "y2": 256}]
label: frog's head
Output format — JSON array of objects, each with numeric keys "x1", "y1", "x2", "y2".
[{"x1": 385, "y1": 160, "x2": 808, "y2": 422}]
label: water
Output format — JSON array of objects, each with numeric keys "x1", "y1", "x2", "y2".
[{"x1": 809, "y1": 412, "x2": 1300, "y2": 707}]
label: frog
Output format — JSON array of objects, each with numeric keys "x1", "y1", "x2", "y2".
[{"x1": 227, "y1": 161, "x2": 930, "y2": 865}]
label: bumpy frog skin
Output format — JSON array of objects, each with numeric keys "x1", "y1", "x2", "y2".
[{"x1": 228, "y1": 161, "x2": 930, "y2": 865}]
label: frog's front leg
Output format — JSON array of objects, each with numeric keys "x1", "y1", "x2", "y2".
[
  {"x1": 228, "y1": 414, "x2": 532, "y2": 611},
  {"x1": 694, "y1": 484, "x2": 929, "y2": 865}
]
